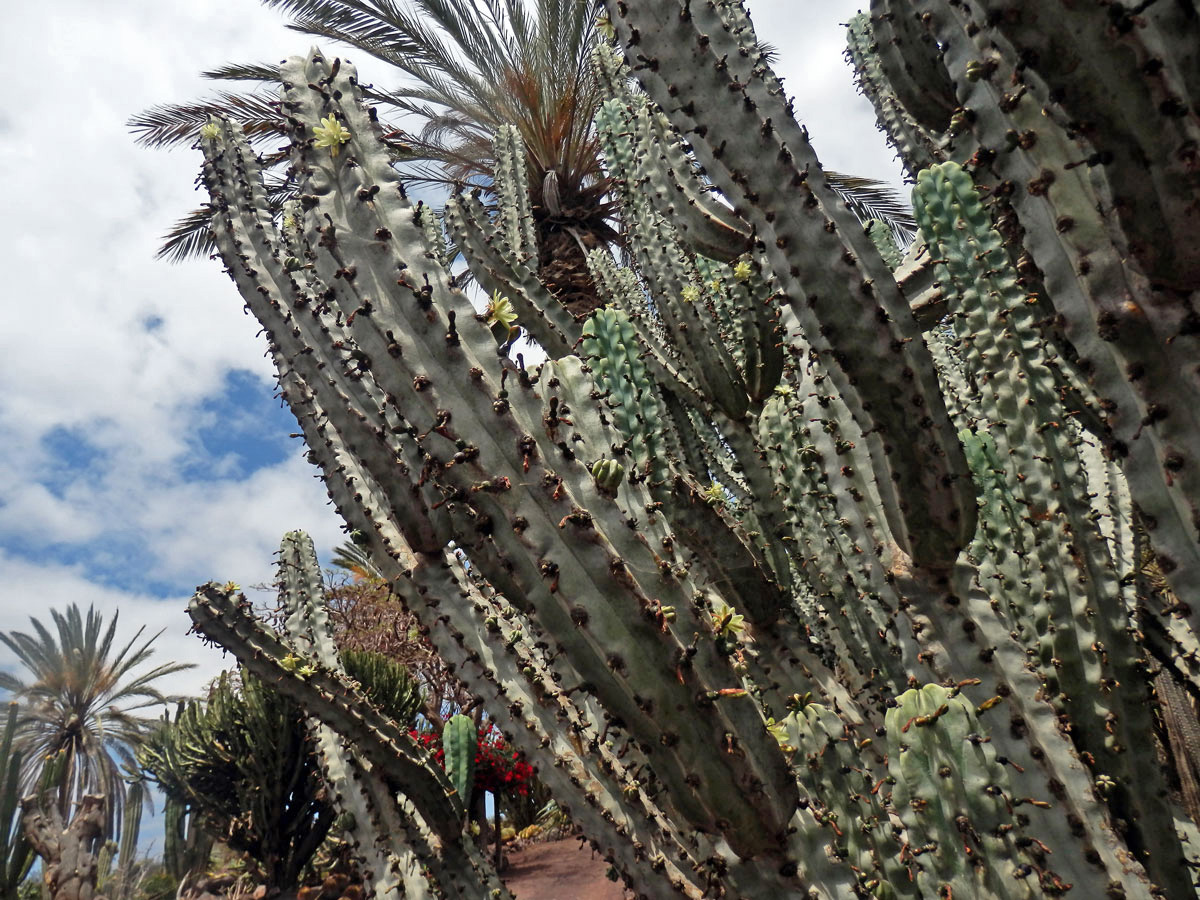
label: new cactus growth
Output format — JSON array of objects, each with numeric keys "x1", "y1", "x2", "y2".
[
  {"x1": 179, "y1": 2, "x2": 1200, "y2": 895},
  {"x1": 442, "y1": 716, "x2": 476, "y2": 808}
]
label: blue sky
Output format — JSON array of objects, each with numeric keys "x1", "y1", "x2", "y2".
[{"x1": 0, "y1": 0, "x2": 902, "y2": 859}]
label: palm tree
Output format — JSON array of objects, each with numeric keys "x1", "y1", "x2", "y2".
[
  {"x1": 132, "y1": 0, "x2": 614, "y2": 315},
  {"x1": 131, "y1": 0, "x2": 914, "y2": 317},
  {"x1": 0, "y1": 604, "x2": 193, "y2": 839},
  {"x1": 276, "y1": 0, "x2": 621, "y2": 316}
]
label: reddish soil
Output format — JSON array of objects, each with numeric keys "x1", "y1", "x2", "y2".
[{"x1": 502, "y1": 838, "x2": 633, "y2": 900}]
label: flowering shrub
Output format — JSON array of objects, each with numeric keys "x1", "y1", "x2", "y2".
[{"x1": 411, "y1": 722, "x2": 535, "y2": 798}]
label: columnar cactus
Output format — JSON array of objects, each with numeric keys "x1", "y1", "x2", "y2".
[
  {"x1": 441, "y1": 716, "x2": 477, "y2": 809},
  {"x1": 1, "y1": 704, "x2": 35, "y2": 900},
  {"x1": 851, "y1": 1, "x2": 1200, "y2": 619},
  {"x1": 94, "y1": 783, "x2": 143, "y2": 900},
  {"x1": 108, "y1": 782, "x2": 142, "y2": 900},
  {"x1": 161, "y1": 797, "x2": 211, "y2": 885},
  {"x1": 180, "y1": 1, "x2": 1200, "y2": 895}
]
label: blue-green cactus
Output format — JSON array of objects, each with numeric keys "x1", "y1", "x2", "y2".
[{"x1": 442, "y1": 716, "x2": 476, "y2": 808}]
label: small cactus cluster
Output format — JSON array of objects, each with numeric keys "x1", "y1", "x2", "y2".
[{"x1": 184, "y1": 1, "x2": 1200, "y2": 896}]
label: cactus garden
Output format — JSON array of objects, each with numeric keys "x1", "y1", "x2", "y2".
[{"x1": 5, "y1": 0, "x2": 1200, "y2": 898}]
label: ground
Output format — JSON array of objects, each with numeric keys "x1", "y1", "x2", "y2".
[{"x1": 502, "y1": 838, "x2": 632, "y2": 900}]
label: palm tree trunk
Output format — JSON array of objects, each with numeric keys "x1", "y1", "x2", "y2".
[{"x1": 537, "y1": 224, "x2": 606, "y2": 319}]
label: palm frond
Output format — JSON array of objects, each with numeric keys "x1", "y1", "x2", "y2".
[
  {"x1": 156, "y1": 159, "x2": 298, "y2": 263},
  {"x1": 200, "y1": 61, "x2": 282, "y2": 82},
  {"x1": 263, "y1": 0, "x2": 601, "y2": 189},
  {"x1": 156, "y1": 207, "x2": 217, "y2": 264},
  {"x1": 757, "y1": 40, "x2": 780, "y2": 65},
  {"x1": 128, "y1": 90, "x2": 284, "y2": 149},
  {"x1": 825, "y1": 171, "x2": 917, "y2": 245},
  {"x1": 330, "y1": 540, "x2": 384, "y2": 581},
  {"x1": 132, "y1": 0, "x2": 607, "y2": 273},
  {"x1": 288, "y1": 12, "x2": 498, "y2": 107},
  {"x1": 0, "y1": 604, "x2": 195, "y2": 839}
]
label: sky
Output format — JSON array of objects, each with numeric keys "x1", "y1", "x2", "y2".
[{"x1": 0, "y1": 0, "x2": 900, "y2": 850}]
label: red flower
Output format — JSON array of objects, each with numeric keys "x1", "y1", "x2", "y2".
[{"x1": 408, "y1": 723, "x2": 534, "y2": 797}]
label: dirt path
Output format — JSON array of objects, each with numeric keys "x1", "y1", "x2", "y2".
[{"x1": 502, "y1": 838, "x2": 632, "y2": 900}]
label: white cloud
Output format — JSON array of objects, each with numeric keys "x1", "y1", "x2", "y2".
[
  {"x1": 137, "y1": 453, "x2": 348, "y2": 588},
  {"x1": 0, "y1": 1, "x2": 399, "y2": 719},
  {"x1": 0, "y1": 480, "x2": 105, "y2": 546}
]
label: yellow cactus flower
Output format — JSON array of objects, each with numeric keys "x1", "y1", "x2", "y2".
[
  {"x1": 313, "y1": 115, "x2": 351, "y2": 157},
  {"x1": 711, "y1": 600, "x2": 746, "y2": 637},
  {"x1": 200, "y1": 120, "x2": 221, "y2": 141},
  {"x1": 681, "y1": 284, "x2": 701, "y2": 303},
  {"x1": 733, "y1": 261, "x2": 753, "y2": 281},
  {"x1": 766, "y1": 717, "x2": 797, "y2": 756},
  {"x1": 486, "y1": 291, "x2": 518, "y2": 330},
  {"x1": 701, "y1": 480, "x2": 726, "y2": 506}
]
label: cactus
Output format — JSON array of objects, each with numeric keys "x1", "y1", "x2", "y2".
[
  {"x1": 5, "y1": 741, "x2": 68, "y2": 900},
  {"x1": 136, "y1": 673, "x2": 333, "y2": 892},
  {"x1": 21, "y1": 800, "x2": 105, "y2": 900},
  {"x1": 176, "y1": 0, "x2": 1200, "y2": 894},
  {"x1": 441, "y1": 716, "x2": 476, "y2": 810},
  {"x1": 1, "y1": 704, "x2": 35, "y2": 900},
  {"x1": 161, "y1": 796, "x2": 211, "y2": 885},
  {"x1": 884, "y1": 684, "x2": 1066, "y2": 897},
  {"x1": 850, "y1": 2, "x2": 1200, "y2": 619},
  {"x1": 94, "y1": 782, "x2": 143, "y2": 900},
  {"x1": 20, "y1": 753, "x2": 101, "y2": 900},
  {"x1": 189, "y1": 532, "x2": 512, "y2": 900},
  {"x1": 109, "y1": 782, "x2": 141, "y2": 900}
]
